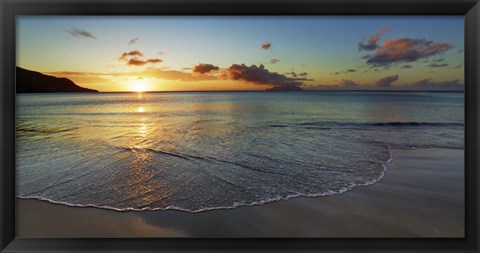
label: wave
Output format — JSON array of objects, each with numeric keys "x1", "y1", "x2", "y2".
[
  {"x1": 269, "y1": 121, "x2": 463, "y2": 129},
  {"x1": 369, "y1": 122, "x2": 464, "y2": 127},
  {"x1": 17, "y1": 146, "x2": 394, "y2": 213}
]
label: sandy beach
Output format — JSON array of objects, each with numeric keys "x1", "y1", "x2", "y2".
[{"x1": 16, "y1": 148, "x2": 464, "y2": 238}]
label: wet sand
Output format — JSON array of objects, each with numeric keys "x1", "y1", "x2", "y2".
[{"x1": 16, "y1": 148, "x2": 464, "y2": 238}]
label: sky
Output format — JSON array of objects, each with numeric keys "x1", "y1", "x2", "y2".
[{"x1": 16, "y1": 16, "x2": 464, "y2": 92}]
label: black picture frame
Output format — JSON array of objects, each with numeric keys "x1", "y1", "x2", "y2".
[{"x1": 1, "y1": 0, "x2": 479, "y2": 252}]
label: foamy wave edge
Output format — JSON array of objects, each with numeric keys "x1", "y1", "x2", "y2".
[{"x1": 17, "y1": 146, "x2": 395, "y2": 213}]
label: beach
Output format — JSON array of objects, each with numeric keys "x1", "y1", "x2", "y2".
[
  {"x1": 14, "y1": 15, "x2": 466, "y2": 240},
  {"x1": 16, "y1": 147, "x2": 464, "y2": 238}
]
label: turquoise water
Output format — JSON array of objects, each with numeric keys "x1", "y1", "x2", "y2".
[{"x1": 16, "y1": 91, "x2": 464, "y2": 212}]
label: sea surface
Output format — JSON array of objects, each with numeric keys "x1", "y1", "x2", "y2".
[{"x1": 16, "y1": 91, "x2": 464, "y2": 212}]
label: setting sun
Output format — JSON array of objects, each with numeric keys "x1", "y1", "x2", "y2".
[{"x1": 131, "y1": 79, "x2": 148, "y2": 92}]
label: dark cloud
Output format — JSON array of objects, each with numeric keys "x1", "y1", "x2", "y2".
[
  {"x1": 128, "y1": 38, "x2": 139, "y2": 45},
  {"x1": 458, "y1": 49, "x2": 464, "y2": 53},
  {"x1": 375, "y1": 75, "x2": 399, "y2": 87},
  {"x1": 192, "y1": 63, "x2": 220, "y2": 74},
  {"x1": 358, "y1": 23, "x2": 392, "y2": 51},
  {"x1": 227, "y1": 64, "x2": 303, "y2": 88},
  {"x1": 401, "y1": 64, "x2": 412, "y2": 69},
  {"x1": 119, "y1": 50, "x2": 162, "y2": 67},
  {"x1": 270, "y1": 58, "x2": 280, "y2": 64},
  {"x1": 289, "y1": 72, "x2": 309, "y2": 78},
  {"x1": 407, "y1": 78, "x2": 463, "y2": 90},
  {"x1": 452, "y1": 63, "x2": 463, "y2": 69},
  {"x1": 261, "y1": 42, "x2": 271, "y2": 50},
  {"x1": 312, "y1": 76, "x2": 463, "y2": 91},
  {"x1": 338, "y1": 79, "x2": 360, "y2": 87},
  {"x1": 66, "y1": 28, "x2": 97, "y2": 39},
  {"x1": 433, "y1": 58, "x2": 445, "y2": 62},
  {"x1": 146, "y1": 58, "x2": 162, "y2": 64},
  {"x1": 334, "y1": 69, "x2": 357, "y2": 74},
  {"x1": 428, "y1": 63, "x2": 449, "y2": 68},
  {"x1": 125, "y1": 58, "x2": 145, "y2": 66},
  {"x1": 126, "y1": 58, "x2": 162, "y2": 66},
  {"x1": 119, "y1": 50, "x2": 144, "y2": 61},
  {"x1": 365, "y1": 38, "x2": 453, "y2": 67}
]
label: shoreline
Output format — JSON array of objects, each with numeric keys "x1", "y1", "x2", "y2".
[
  {"x1": 16, "y1": 147, "x2": 464, "y2": 238},
  {"x1": 16, "y1": 146, "x2": 394, "y2": 214}
]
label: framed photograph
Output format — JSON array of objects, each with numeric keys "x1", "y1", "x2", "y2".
[{"x1": 1, "y1": 0, "x2": 479, "y2": 252}]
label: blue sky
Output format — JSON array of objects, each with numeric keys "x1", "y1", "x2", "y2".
[{"x1": 16, "y1": 16, "x2": 464, "y2": 91}]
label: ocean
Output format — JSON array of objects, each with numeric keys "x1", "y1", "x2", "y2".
[{"x1": 16, "y1": 91, "x2": 464, "y2": 212}]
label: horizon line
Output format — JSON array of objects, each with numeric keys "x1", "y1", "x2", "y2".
[{"x1": 75, "y1": 89, "x2": 463, "y2": 93}]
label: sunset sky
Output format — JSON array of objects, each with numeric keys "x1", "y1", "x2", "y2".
[{"x1": 16, "y1": 16, "x2": 464, "y2": 92}]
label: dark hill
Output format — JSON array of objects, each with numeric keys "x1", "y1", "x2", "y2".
[{"x1": 16, "y1": 67, "x2": 98, "y2": 93}]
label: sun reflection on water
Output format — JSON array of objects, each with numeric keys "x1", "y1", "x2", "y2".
[{"x1": 138, "y1": 121, "x2": 148, "y2": 136}]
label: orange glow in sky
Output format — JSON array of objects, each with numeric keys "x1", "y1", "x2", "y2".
[{"x1": 16, "y1": 16, "x2": 464, "y2": 92}]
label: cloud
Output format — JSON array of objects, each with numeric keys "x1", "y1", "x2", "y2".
[
  {"x1": 270, "y1": 58, "x2": 280, "y2": 64},
  {"x1": 126, "y1": 58, "x2": 162, "y2": 66},
  {"x1": 458, "y1": 49, "x2": 464, "y2": 53},
  {"x1": 118, "y1": 50, "x2": 162, "y2": 67},
  {"x1": 332, "y1": 69, "x2": 357, "y2": 75},
  {"x1": 452, "y1": 63, "x2": 463, "y2": 69},
  {"x1": 192, "y1": 63, "x2": 220, "y2": 74},
  {"x1": 401, "y1": 64, "x2": 412, "y2": 69},
  {"x1": 290, "y1": 71, "x2": 309, "y2": 78},
  {"x1": 375, "y1": 75, "x2": 399, "y2": 87},
  {"x1": 261, "y1": 42, "x2": 271, "y2": 50},
  {"x1": 128, "y1": 38, "x2": 139, "y2": 45},
  {"x1": 407, "y1": 78, "x2": 463, "y2": 90},
  {"x1": 226, "y1": 64, "x2": 303, "y2": 88},
  {"x1": 126, "y1": 58, "x2": 147, "y2": 66},
  {"x1": 428, "y1": 63, "x2": 449, "y2": 68},
  {"x1": 146, "y1": 58, "x2": 162, "y2": 64},
  {"x1": 358, "y1": 23, "x2": 392, "y2": 51},
  {"x1": 338, "y1": 79, "x2": 360, "y2": 87},
  {"x1": 320, "y1": 76, "x2": 462, "y2": 91},
  {"x1": 365, "y1": 38, "x2": 453, "y2": 67},
  {"x1": 433, "y1": 58, "x2": 445, "y2": 62},
  {"x1": 119, "y1": 50, "x2": 144, "y2": 61},
  {"x1": 66, "y1": 28, "x2": 97, "y2": 39},
  {"x1": 315, "y1": 75, "x2": 399, "y2": 90}
]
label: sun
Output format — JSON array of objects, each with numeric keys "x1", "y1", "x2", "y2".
[{"x1": 131, "y1": 79, "x2": 148, "y2": 92}]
